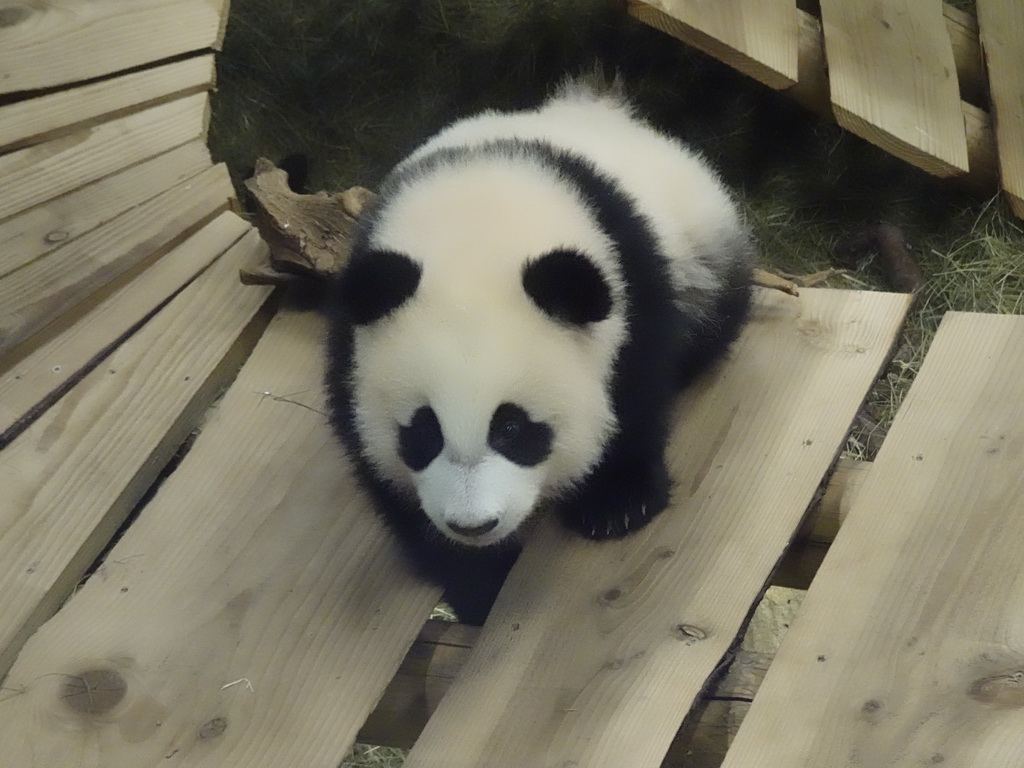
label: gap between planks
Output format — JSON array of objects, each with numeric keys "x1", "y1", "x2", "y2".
[
  {"x1": 0, "y1": 211, "x2": 253, "y2": 446},
  {"x1": 0, "y1": 55, "x2": 215, "y2": 154},
  {"x1": 0, "y1": 162, "x2": 235, "y2": 358},
  {"x1": 0, "y1": 90, "x2": 210, "y2": 222},
  {"x1": 0, "y1": 0, "x2": 229, "y2": 95},
  {"x1": 0, "y1": 141, "x2": 213, "y2": 281}
]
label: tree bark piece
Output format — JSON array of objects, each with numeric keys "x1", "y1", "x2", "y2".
[{"x1": 240, "y1": 158, "x2": 375, "y2": 285}]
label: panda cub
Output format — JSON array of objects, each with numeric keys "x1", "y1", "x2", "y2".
[{"x1": 325, "y1": 77, "x2": 754, "y2": 624}]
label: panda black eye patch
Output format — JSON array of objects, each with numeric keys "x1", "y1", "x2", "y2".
[
  {"x1": 488, "y1": 403, "x2": 553, "y2": 467},
  {"x1": 398, "y1": 406, "x2": 444, "y2": 471}
]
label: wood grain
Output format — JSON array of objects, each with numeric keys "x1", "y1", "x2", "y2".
[
  {"x1": 0, "y1": 55, "x2": 214, "y2": 154},
  {"x1": 722, "y1": 312, "x2": 1024, "y2": 767},
  {"x1": 976, "y1": 0, "x2": 1024, "y2": 216},
  {"x1": 0, "y1": 310, "x2": 441, "y2": 767},
  {"x1": 0, "y1": 0, "x2": 228, "y2": 94},
  {"x1": 0, "y1": 141, "x2": 212, "y2": 281},
  {"x1": 819, "y1": 0, "x2": 969, "y2": 177},
  {"x1": 628, "y1": 0, "x2": 798, "y2": 89},
  {"x1": 0, "y1": 91, "x2": 209, "y2": 222},
  {"x1": 402, "y1": 288, "x2": 911, "y2": 768},
  {"x1": 0, "y1": 211, "x2": 252, "y2": 445},
  {"x1": 0, "y1": 162, "x2": 234, "y2": 358},
  {"x1": 0, "y1": 229, "x2": 273, "y2": 681}
]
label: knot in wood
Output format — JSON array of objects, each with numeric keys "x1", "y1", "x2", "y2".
[
  {"x1": 61, "y1": 669, "x2": 127, "y2": 714},
  {"x1": 199, "y1": 716, "x2": 228, "y2": 739},
  {"x1": 0, "y1": 5, "x2": 33, "y2": 28},
  {"x1": 968, "y1": 670, "x2": 1024, "y2": 708},
  {"x1": 673, "y1": 624, "x2": 707, "y2": 644}
]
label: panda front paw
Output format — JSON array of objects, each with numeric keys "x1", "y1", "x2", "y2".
[{"x1": 559, "y1": 460, "x2": 671, "y2": 541}]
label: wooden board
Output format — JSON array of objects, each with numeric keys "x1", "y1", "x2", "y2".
[
  {"x1": 0, "y1": 211, "x2": 252, "y2": 446},
  {"x1": 0, "y1": 229, "x2": 273, "y2": 680},
  {"x1": 721, "y1": 312, "x2": 1024, "y2": 767},
  {"x1": 976, "y1": 0, "x2": 1024, "y2": 216},
  {"x1": 402, "y1": 288, "x2": 911, "y2": 768},
  {"x1": 627, "y1": 0, "x2": 798, "y2": 89},
  {"x1": 0, "y1": 0, "x2": 229, "y2": 95},
  {"x1": 819, "y1": 0, "x2": 969, "y2": 177},
  {"x1": 0, "y1": 162, "x2": 234, "y2": 358},
  {"x1": 0, "y1": 55, "x2": 214, "y2": 154},
  {"x1": 0, "y1": 91, "x2": 209, "y2": 222},
  {"x1": 0, "y1": 141, "x2": 212, "y2": 281},
  {"x1": 0, "y1": 310, "x2": 442, "y2": 767}
]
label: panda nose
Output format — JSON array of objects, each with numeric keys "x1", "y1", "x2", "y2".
[{"x1": 448, "y1": 518, "x2": 499, "y2": 537}]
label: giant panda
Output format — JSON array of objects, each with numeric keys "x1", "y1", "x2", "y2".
[{"x1": 324, "y1": 76, "x2": 755, "y2": 624}]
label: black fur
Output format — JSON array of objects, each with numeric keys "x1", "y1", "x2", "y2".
[
  {"x1": 324, "y1": 138, "x2": 752, "y2": 622},
  {"x1": 337, "y1": 248, "x2": 421, "y2": 325},
  {"x1": 398, "y1": 406, "x2": 444, "y2": 472},
  {"x1": 488, "y1": 403, "x2": 554, "y2": 467},
  {"x1": 522, "y1": 248, "x2": 613, "y2": 325}
]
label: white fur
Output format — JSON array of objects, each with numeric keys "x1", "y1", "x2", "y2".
[
  {"x1": 352, "y1": 153, "x2": 626, "y2": 521},
  {"x1": 418, "y1": 454, "x2": 544, "y2": 545},
  {"x1": 406, "y1": 85, "x2": 745, "y2": 320}
]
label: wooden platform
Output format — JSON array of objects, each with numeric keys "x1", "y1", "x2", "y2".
[
  {"x1": 630, "y1": 0, "x2": 1024, "y2": 216},
  {"x1": 3, "y1": 3, "x2": 1024, "y2": 767}
]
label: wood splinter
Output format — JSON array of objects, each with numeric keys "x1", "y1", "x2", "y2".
[{"x1": 241, "y1": 159, "x2": 802, "y2": 298}]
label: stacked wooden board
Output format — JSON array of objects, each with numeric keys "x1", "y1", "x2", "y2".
[
  {"x1": 0, "y1": 0, "x2": 271, "y2": 694},
  {"x1": 629, "y1": 0, "x2": 1024, "y2": 216}
]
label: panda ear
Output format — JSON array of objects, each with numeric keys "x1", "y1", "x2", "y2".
[
  {"x1": 522, "y1": 248, "x2": 612, "y2": 326},
  {"x1": 336, "y1": 249, "x2": 421, "y2": 325}
]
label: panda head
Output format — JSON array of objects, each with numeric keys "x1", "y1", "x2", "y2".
[{"x1": 334, "y1": 149, "x2": 627, "y2": 547}]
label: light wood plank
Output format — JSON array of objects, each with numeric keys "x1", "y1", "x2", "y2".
[
  {"x1": 0, "y1": 310, "x2": 441, "y2": 767},
  {"x1": 819, "y1": 0, "x2": 969, "y2": 176},
  {"x1": 0, "y1": 162, "x2": 234, "y2": 358},
  {"x1": 402, "y1": 288, "x2": 911, "y2": 768},
  {"x1": 722, "y1": 312, "x2": 1024, "y2": 767},
  {"x1": 0, "y1": 91, "x2": 209, "y2": 222},
  {"x1": 0, "y1": 55, "x2": 214, "y2": 154},
  {"x1": 0, "y1": 0, "x2": 229, "y2": 95},
  {"x1": 976, "y1": 0, "x2": 1024, "y2": 217},
  {"x1": 0, "y1": 141, "x2": 212, "y2": 281},
  {"x1": 0, "y1": 229, "x2": 273, "y2": 681},
  {"x1": 0, "y1": 211, "x2": 252, "y2": 445},
  {"x1": 627, "y1": 0, "x2": 798, "y2": 89}
]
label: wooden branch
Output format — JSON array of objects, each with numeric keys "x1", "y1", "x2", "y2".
[{"x1": 240, "y1": 157, "x2": 375, "y2": 285}]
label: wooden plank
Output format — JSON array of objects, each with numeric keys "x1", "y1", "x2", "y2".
[
  {"x1": 0, "y1": 0, "x2": 229, "y2": 95},
  {"x1": 819, "y1": 0, "x2": 969, "y2": 177},
  {"x1": 0, "y1": 229, "x2": 273, "y2": 681},
  {"x1": 976, "y1": 0, "x2": 1024, "y2": 217},
  {"x1": 626, "y1": 0, "x2": 798, "y2": 89},
  {"x1": 0, "y1": 91, "x2": 209, "y2": 222},
  {"x1": 0, "y1": 310, "x2": 441, "y2": 767},
  {"x1": 401, "y1": 288, "x2": 911, "y2": 768},
  {"x1": 0, "y1": 162, "x2": 234, "y2": 358},
  {"x1": 721, "y1": 312, "x2": 1024, "y2": 767},
  {"x1": 0, "y1": 141, "x2": 212, "y2": 281},
  {"x1": 0, "y1": 211, "x2": 252, "y2": 446},
  {"x1": 0, "y1": 55, "x2": 214, "y2": 154}
]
